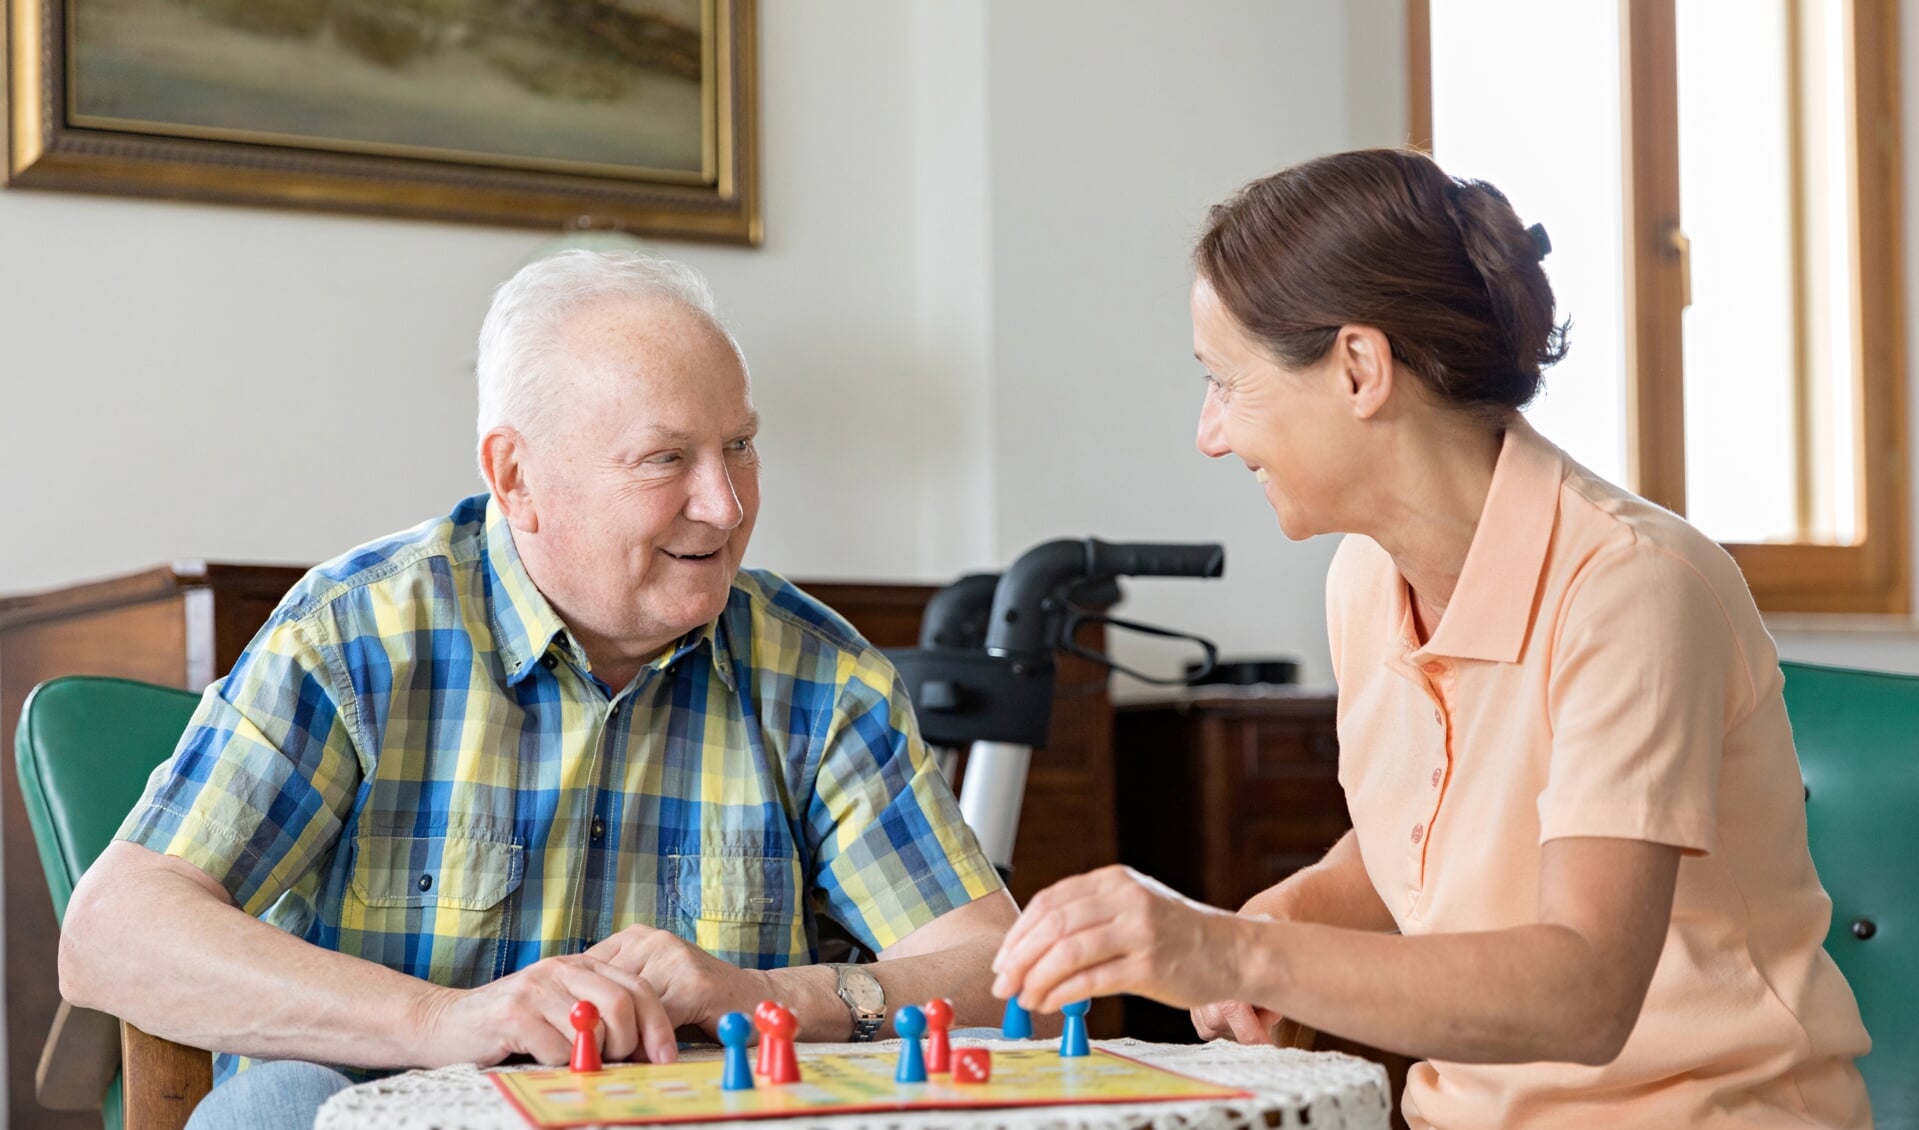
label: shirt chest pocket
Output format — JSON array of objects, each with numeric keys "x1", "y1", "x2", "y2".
[
  {"x1": 669, "y1": 853, "x2": 801, "y2": 968},
  {"x1": 347, "y1": 833, "x2": 525, "y2": 986}
]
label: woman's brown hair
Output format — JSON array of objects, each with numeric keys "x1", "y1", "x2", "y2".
[{"x1": 1195, "y1": 148, "x2": 1569, "y2": 413}]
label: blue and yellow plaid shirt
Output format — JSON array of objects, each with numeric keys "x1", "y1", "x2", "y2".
[{"x1": 119, "y1": 494, "x2": 1000, "y2": 1046}]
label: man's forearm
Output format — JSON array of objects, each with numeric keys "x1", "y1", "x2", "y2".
[
  {"x1": 761, "y1": 936, "x2": 1006, "y2": 1041},
  {"x1": 62, "y1": 842, "x2": 436, "y2": 1068},
  {"x1": 762, "y1": 892, "x2": 1025, "y2": 1041}
]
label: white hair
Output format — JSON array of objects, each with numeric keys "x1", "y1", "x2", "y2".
[{"x1": 474, "y1": 250, "x2": 743, "y2": 445}]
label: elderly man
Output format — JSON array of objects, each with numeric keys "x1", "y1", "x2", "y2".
[{"x1": 59, "y1": 252, "x2": 1014, "y2": 1129}]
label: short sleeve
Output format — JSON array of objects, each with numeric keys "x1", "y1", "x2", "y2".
[
  {"x1": 804, "y1": 651, "x2": 1003, "y2": 953},
  {"x1": 1537, "y1": 545, "x2": 1748, "y2": 855},
  {"x1": 116, "y1": 607, "x2": 364, "y2": 916}
]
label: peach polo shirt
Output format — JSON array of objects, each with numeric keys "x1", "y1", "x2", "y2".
[{"x1": 1328, "y1": 416, "x2": 1872, "y2": 1129}]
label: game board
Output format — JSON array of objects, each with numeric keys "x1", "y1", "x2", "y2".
[{"x1": 491, "y1": 1047, "x2": 1252, "y2": 1128}]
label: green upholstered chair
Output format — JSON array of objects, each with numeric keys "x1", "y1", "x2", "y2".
[
  {"x1": 1783, "y1": 660, "x2": 1919, "y2": 1128},
  {"x1": 14, "y1": 676, "x2": 213, "y2": 1130}
]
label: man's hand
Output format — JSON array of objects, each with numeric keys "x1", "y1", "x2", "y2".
[
  {"x1": 990, "y1": 865, "x2": 1245, "y2": 1014},
  {"x1": 586, "y1": 925, "x2": 772, "y2": 1040},
  {"x1": 416, "y1": 953, "x2": 678, "y2": 1067}
]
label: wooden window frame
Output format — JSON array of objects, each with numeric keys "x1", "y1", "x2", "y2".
[{"x1": 1409, "y1": 0, "x2": 1910, "y2": 615}]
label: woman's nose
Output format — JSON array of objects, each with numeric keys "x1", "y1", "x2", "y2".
[{"x1": 1195, "y1": 389, "x2": 1231, "y2": 459}]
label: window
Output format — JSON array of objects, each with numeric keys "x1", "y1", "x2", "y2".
[{"x1": 1412, "y1": 0, "x2": 1909, "y2": 613}]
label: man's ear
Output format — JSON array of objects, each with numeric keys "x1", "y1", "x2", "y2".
[
  {"x1": 1335, "y1": 325, "x2": 1396, "y2": 421},
  {"x1": 479, "y1": 427, "x2": 538, "y2": 534}
]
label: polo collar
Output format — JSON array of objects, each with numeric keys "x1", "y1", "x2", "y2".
[{"x1": 1415, "y1": 414, "x2": 1565, "y2": 664}]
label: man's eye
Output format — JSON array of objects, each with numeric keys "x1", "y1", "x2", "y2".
[{"x1": 728, "y1": 437, "x2": 756, "y2": 453}]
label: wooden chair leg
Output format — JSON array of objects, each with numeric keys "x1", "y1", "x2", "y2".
[
  {"x1": 119, "y1": 1022, "x2": 212, "y2": 1130},
  {"x1": 1270, "y1": 1018, "x2": 1319, "y2": 1050}
]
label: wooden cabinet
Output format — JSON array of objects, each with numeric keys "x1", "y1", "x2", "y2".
[
  {"x1": 0, "y1": 567, "x2": 1121, "y2": 1127},
  {"x1": 1113, "y1": 690, "x2": 1411, "y2": 1128},
  {"x1": 1113, "y1": 690, "x2": 1345, "y2": 914}
]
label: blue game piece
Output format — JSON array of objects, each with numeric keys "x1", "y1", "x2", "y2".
[
  {"x1": 718, "y1": 1011, "x2": 754, "y2": 1091},
  {"x1": 894, "y1": 1004, "x2": 928, "y2": 1083},
  {"x1": 1059, "y1": 999, "x2": 1091, "y2": 1057},
  {"x1": 1001, "y1": 997, "x2": 1033, "y2": 1039}
]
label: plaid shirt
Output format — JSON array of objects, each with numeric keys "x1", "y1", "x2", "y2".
[{"x1": 120, "y1": 494, "x2": 1000, "y2": 1042}]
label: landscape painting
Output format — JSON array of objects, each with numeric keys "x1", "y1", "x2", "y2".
[
  {"x1": 4, "y1": 0, "x2": 759, "y2": 241},
  {"x1": 68, "y1": 0, "x2": 711, "y2": 181}
]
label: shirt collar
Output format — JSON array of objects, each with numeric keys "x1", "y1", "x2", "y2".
[
  {"x1": 1417, "y1": 414, "x2": 1565, "y2": 664},
  {"x1": 483, "y1": 497, "x2": 574, "y2": 686},
  {"x1": 650, "y1": 616, "x2": 737, "y2": 692},
  {"x1": 483, "y1": 496, "x2": 738, "y2": 691}
]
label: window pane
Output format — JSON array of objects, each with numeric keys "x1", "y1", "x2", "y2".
[
  {"x1": 1676, "y1": 0, "x2": 1860, "y2": 544},
  {"x1": 1430, "y1": 0, "x2": 1629, "y2": 487}
]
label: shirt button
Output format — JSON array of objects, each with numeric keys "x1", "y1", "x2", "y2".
[
  {"x1": 1430, "y1": 767, "x2": 1442, "y2": 787},
  {"x1": 542, "y1": 653, "x2": 558, "y2": 670},
  {"x1": 418, "y1": 874, "x2": 433, "y2": 891},
  {"x1": 1432, "y1": 708, "x2": 1442, "y2": 724},
  {"x1": 1411, "y1": 822, "x2": 1425, "y2": 845},
  {"x1": 1422, "y1": 661, "x2": 1446, "y2": 676},
  {"x1": 591, "y1": 817, "x2": 606, "y2": 841}
]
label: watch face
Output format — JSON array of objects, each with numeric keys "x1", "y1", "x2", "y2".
[{"x1": 838, "y1": 965, "x2": 884, "y2": 1011}]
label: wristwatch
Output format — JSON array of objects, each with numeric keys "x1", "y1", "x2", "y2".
[{"x1": 828, "y1": 963, "x2": 886, "y2": 1041}]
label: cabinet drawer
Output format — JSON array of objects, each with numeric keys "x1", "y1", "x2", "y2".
[
  {"x1": 1236, "y1": 771, "x2": 1346, "y2": 824},
  {"x1": 1239, "y1": 721, "x2": 1338, "y2": 777}
]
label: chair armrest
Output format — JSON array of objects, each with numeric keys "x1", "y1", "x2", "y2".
[
  {"x1": 35, "y1": 1000, "x2": 121, "y2": 1110},
  {"x1": 120, "y1": 1021, "x2": 212, "y2": 1130}
]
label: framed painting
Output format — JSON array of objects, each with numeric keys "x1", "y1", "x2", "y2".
[{"x1": 4, "y1": 0, "x2": 760, "y2": 243}]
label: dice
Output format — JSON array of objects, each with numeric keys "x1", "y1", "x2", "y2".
[{"x1": 952, "y1": 1047, "x2": 992, "y2": 1084}]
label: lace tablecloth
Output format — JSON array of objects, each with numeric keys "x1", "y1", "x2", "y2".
[{"x1": 315, "y1": 1038, "x2": 1392, "y2": 1130}]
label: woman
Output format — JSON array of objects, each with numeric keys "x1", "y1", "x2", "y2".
[{"x1": 990, "y1": 149, "x2": 1872, "y2": 1129}]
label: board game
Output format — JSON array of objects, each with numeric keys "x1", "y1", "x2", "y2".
[{"x1": 491, "y1": 1047, "x2": 1252, "y2": 1128}]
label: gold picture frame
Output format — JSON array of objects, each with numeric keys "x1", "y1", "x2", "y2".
[{"x1": 4, "y1": 0, "x2": 760, "y2": 244}]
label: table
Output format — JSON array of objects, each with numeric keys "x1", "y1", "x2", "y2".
[{"x1": 315, "y1": 1038, "x2": 1393, "y2": 1130}]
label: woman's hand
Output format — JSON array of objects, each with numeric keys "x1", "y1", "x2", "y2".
[
  {"x1": 1190, "y1": 998, "x2": 1286, "y2": 1044},
  {"x1": 990, "y1": 865, "x2": 1246, "y2": 1014}
]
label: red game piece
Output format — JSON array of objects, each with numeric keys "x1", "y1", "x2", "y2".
[
  {"x1": 766, "y1": 1003, "x2": 802, "y2": 1084},
  {"x1": 952, "y1": 1047, "x2": 991, "y2": 1084},
  {"x1": 754, "y1": 1000, "x2": 778, "y2": 1077},
  {"x1": 569, "y1": 1000, "x2": 602, "y2": 1073},
  {"x1": 923, "y1": 997, "x2": 954, "y2": 1073}
]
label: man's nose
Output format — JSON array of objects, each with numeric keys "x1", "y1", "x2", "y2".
[
  {"x1": 1195, "y1": 389, "x2": 1230, "y2": 459},
  {"x1": 686, "y1": 457, "x2": 744, "y2": 529}
]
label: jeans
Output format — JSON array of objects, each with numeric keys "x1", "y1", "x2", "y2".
[{"x1": 184, "y1": 1060, "x2": 355, "y2": 1130}]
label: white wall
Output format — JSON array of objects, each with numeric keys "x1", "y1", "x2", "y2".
[
  {"x1": 1, "y1": 1, "x2": 1381, "y2": 691},
  {"x1": 0, "y1": 2, "x2": 935, "y2": 592},
  {"x1": 982, "y1": 1, "x2": 1381, "y2": 691}
]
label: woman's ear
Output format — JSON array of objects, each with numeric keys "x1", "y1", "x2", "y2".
[{"x1": 1336, "y1": 325, "x2": 1396, "y2": 421}]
